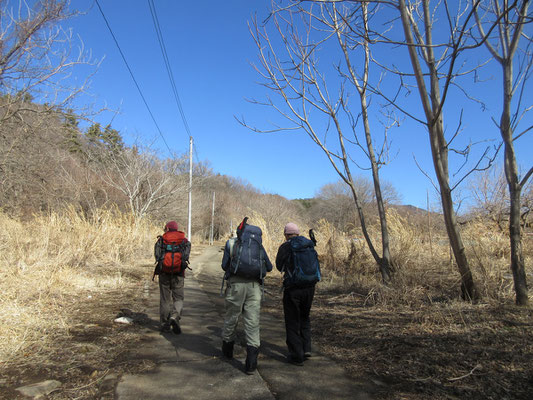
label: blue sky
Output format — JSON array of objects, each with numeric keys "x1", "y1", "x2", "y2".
[{"x1": 63, "y1": 0, "x2": 532, "y2": 209}]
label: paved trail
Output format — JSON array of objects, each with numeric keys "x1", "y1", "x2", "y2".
[{"x1": 116, "y1": 245, "x2": 372, "y2": 400}]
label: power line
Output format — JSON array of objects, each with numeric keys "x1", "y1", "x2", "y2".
[
  {"x1": 148, "y1": 0, "x2": 192, "y2": 140},
  {"x1": 94, "y1": 0, "x2": 173, "y2": 156}
]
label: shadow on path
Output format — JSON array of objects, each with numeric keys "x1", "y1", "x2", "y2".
[{"x1": 116, "y1": 245, "x2": 374, "y2": 400}]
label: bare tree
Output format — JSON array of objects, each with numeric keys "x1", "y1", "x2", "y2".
[
  {"x1": 314, "y1": 180, "x2": 364, "y2": 232},
  {"x1": 262, "y1": 0, "x2": 518, "y2": 300},
  {"x1": 242, "y1": 1, "x2": 397, "y2": 282},
  {"x1": 469, "y1": 166, "x2": 532, "y2": 228},
  {"x1": 311, "y1": 177, "x2": 399, "y2": 232},
  {"x1": 96, "y1": 144, "x2": 189, "y2": 221},
  {"x1": 474, "y1": 0, "x2": 532, "y2": 305},
  {"x1": 0, "y1": 0, "x2": 93, "y2": 125},
  {"x1": 469, "y1": 168, "x2": 509, "y2": 230},
  {"x1": 390, "y1": 0, "x2": 496, "y2": 300}
]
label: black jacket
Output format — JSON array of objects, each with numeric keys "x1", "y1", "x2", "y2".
[{"x1": 275, "y1": 241, "x2": 292, "y2": 274}]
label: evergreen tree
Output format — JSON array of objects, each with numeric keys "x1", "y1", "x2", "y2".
[
  {"x1": 103, "y1": 124, "x2": 124, "y2": 155},
  {"x1": 86, "y1": 123, "x2": 103, "y2": 144}
]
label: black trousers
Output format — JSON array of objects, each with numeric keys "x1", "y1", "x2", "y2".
[{"x1": 282, "y1": 285, "x2": 315, "y2": 362}]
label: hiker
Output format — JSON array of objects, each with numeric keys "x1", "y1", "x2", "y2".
[
  {"x1": 275, "y1": 222, "x2": 321, "y2": 366},
  {"x1": 153, "y1": 221, "x2": 191, "y2": 334},
  {"x1": 220, "y1": 217, "x2": 273, "y2": 374}
]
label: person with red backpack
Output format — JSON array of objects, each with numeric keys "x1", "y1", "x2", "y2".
[{"x1": 153, "y1": 221, "x2": 191, "y2": 334}]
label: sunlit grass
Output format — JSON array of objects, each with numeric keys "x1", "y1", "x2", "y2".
[
  {"x1": 223, "y1": 209, "x2": 531, "y2": 306},
  {"x1": 1, "y1": 205, "x2": 530, "y2": 365},
  {"x1": 0, "y1": 207, "x2": 159, "y2": 363}
]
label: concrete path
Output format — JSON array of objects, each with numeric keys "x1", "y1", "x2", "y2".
[{"x1": 116, "y1": 245, "x2": 373, "y2": 400}]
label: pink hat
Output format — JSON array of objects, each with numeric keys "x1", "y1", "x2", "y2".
[
  {"x1": 165, "y1": 221, "x2": 178, "y2": 231},
  {"x1": 284, "y1": 222, "x2": 300, "y2": 235}
]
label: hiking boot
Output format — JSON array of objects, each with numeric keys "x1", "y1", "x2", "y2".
[
  {"x1": 304, "y1": 352, "x2": 312, "y2": 359},
  {"x1": 245, "y1": 345, "x2": 259, "y2": 375},
  {"x1": 222, "y1": 341, "x2": 234, "y2": 359},
  {"x1": 170, "y1": 318, "x2": 181, "y2": 334},
  {"x1": 287, "y1": 356, "x2": 304, "y2": 366}
]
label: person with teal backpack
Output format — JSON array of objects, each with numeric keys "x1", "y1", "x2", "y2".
[{"x1": 276, "y1": 222, "x2": 321, "y2": 366}]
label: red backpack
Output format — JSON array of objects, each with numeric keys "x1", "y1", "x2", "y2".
[{"x1": 157, "y1": 231, "x2": 189, "y2": 274}]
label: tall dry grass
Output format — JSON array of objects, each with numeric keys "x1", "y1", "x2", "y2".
[
  {"x1": 249, "y1": 208, "x2": 531, "y2": 307},
  {"x1": 2, "y1": 205, "x2": 529, "y2": 364},
  {"x1": 312, "y1": 210, "x2": 531, "y2": 306},
  {"x1": 0, "y1": 207, "x2": 159, "y2": 364}
]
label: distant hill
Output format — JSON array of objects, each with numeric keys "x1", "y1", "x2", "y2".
[
  {"x1": 391, "y1": 204, "x2": 435, "y2": 217},
  {"x1": 293, "y1": 198, "x2": 438, "y2": 217}
]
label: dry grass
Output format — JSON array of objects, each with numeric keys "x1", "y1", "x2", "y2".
[
  {"x1": 308, "y1": 210, "x2": 532, "y2": 306},
  {"x1": 257, "y1": 209, "x2": 532, "y2": 398},
  {"x1": 0, "y1": 207, "x2": 159, "y2": 365},
  {"x1": 246, "y1": 211, "x2": 311, "y2": 260},
  {"x1": 225, "y1": 209, "x2": 531, "y2": 307},
  {"x1": 1, "y1": 206, "x2": 531, "y2": 399},
  {"x1": 295, "y1": 211, "x2": 533, "y2": 399}
]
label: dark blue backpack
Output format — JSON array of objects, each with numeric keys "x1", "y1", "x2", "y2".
[
  {"x1": 284, "y1": 236, "x2": 321, "y2": 287},
  {"x1": 230, "y1": 225, "x2": 266, "y2": 280}
]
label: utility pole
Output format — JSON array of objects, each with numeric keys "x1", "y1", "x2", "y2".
[
  {"x1": 210, "y1": 191, "x2": 215, "y2": 245},
  {"x1": 187, "y1": 136, "x2": 193, "y2": 240}
]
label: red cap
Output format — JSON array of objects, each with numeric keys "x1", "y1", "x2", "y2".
[{"x1": 165, "y1": 221, "x2": 178, "y2": 231}]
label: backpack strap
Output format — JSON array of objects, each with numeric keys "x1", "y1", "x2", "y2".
[{"x1": 231, "y1": 239, "x2": 243, "y2": 275}]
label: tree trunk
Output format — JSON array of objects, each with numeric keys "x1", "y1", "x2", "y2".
[
  {"x1": 347, "y1": 178, "x2": 391, "y2": 283},
  {"x1": 502, "y1": 57, "x2": 529, "y2": 305},
  {"x1": 362, "y1": 99, "x2": 393, "y2": 283},
  {"x1": 398, "y1": 0, "x2": 479, "y2": 300},
  {"x1": 335, "y1": 3, "x2": 393, "y2": 283},
  {"x1": 509, "y1": 182, "x2": 529, "y2": 305},
  {"x1": 439, "y1": 174, "x2": 479, "y2": 300},
  {"x1": 429, "y1": 119, "x2": 479, "y2": 300}
]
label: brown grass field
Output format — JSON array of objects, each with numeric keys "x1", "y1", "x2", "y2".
[{"x1": 0, "y1": 209, "x2": 531, "y2": 399}]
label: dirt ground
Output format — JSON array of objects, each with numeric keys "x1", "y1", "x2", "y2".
[
  {"x1": 1, "y1": 248, "x2": 532, "y2": 399},
  {"x1": 0, "y1": 262, "x2": 157, "y2": 400},
  {"x1": 309, "y1": 289, "x2": 533, "y2": 400}
]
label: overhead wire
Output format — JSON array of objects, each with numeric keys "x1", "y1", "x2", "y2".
[
  {"x1": 148, "y1": 0, "x2": 202, "y2": 165},
  {"x1": 148, "y1": 0, "x2": 193, "y2": 141},
  {"x1": 94, "y1": 0, "x2": 174, "y2": 156}
]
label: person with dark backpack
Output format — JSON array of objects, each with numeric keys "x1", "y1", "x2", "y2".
[
  {"x1": 275, "y1": 222, "x2": 321, "y2": 366},
  {"x1": 220, "y1": 217, "x2": 273, "y2": 374},
  {"x1": 153, "y1": 220, "x2": 191, "y2": 334}
]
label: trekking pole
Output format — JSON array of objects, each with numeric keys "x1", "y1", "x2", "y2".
[{"x1": 309, "y1": 229, "x2": 317, "y2": 245}]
